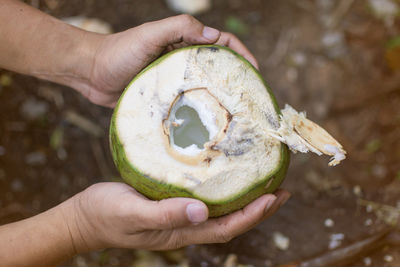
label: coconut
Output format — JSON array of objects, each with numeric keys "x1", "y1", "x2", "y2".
[{"x1": 110, "y1": 45, "x2": 345, "y2": 217}]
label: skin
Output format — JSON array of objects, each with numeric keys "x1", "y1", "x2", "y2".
[{"x1": 0, "y1": 0, "x2": 291, "y2": 266}]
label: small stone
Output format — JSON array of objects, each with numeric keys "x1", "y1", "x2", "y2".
[
  {"x1": 75, "y1": 256, "x2": 88, "y2": 267},
  {"x1": 166, "y1": 0, "x2": 211, "y2": 15},
  {"x1": 321, "y1": 31, "x2": 346, "y2": 58},
  {"x1": 363, "y1": 257, "x2": 372, "y2": 266},
  {"x1": 20, "y1": 98, "x2": 49, "y2": 121},
  {"x1": 372, "y1": 164, "x2": 387, "y2": 178},
  {"x1": 353, "y1": 185, "x2": 362, "y2": 197},
  {"x1": 57, "y1": 148, "x2": 68, "y2": 160},
  {"x1": 366, "y1": 204, "x2": 373, "y2": 213},
  {"x1": 368, "y1": 0, "x2": 399, "y2": 19},
  {"x1": 291, "y1": 51, "x2": 307, "y2": 67},
  {"x1": 273, "y1": 232, "x2": 290, "y2": 250},
  {"x1": 223, "y1": 254, "x2": 238, "y2": 267},
  {"x1": 324, "y1": 218, "x2": 335, "y2": 227},
  {"x1": 329, "y1": 233, "x2": 344, "y2": 250},
  {"x1": 25, "y1": 151, "x2": 47, "y2": 166},
  {"x1": 322, "y1": 31, "x2": 344, "y2": 47},
  {"x1": 364, "y1": 218, "x2": 373, "y2": 226},
  {"x1": 286, "y1": 68, "x2": 298, "y2": 83},
  {"x1": 383, "y1": 255, "x2": 393, "y2": 262}
]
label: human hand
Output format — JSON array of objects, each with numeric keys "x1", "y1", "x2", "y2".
[
  {"x1": 64, "y1": 182, "x2": 290, "y2": 252},
  {"x1": 75, "y1": 15, "x2": 259, "y2": 107}
]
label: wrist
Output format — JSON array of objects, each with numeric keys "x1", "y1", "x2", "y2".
[
  {"x1": 33, "y1": 22, "x2": 104, "y2": 92},
  {"x1": 0, "y1": 0, "x2": 105, "y2": 94},
  {"x1": 58, "y1": 191, "x2": 103, "y2": 255}
]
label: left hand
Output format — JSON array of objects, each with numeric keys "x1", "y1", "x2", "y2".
[{"x1": 76, "y1": 15, "x2": 259, "y2": 107}]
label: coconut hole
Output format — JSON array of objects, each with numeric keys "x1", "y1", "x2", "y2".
[{"x1": 172, "y1": 105, "x2": 210, "y2": 149}]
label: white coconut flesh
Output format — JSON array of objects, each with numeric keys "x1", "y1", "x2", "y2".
[{"x1": 115, "y1": 46, "x2": 346, "y2": 202}]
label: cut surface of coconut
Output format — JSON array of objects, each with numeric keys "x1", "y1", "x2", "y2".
[{"x1": 112, "y1": 46, "x2": 286, "y2": 204}]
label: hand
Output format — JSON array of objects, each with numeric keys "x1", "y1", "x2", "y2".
[
  {"x1": 76, "y1": 15, "x2": 259, "y2": 107},
  {"x1": 64, "y1": 182, "x2": 290, "y2": 251}
]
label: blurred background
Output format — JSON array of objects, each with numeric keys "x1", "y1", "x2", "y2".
[{"x1": 0, "y1": 0, "x2": 399, "y2": 266}]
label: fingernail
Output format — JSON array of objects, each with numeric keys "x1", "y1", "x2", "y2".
[
  {"x1": 264, "y1": 196, "x2": 277, "y2": 213},
  {"x1": 277, "y1": 194, "x2": 291, "y2": 208},
  {"x1": 202, "y1": 26, "x2": 220, "y2": 41},
  {"x1": 186, "y1": 203, "x2": 208, "y2": 224}
]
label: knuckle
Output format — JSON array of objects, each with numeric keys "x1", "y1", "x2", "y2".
[
  {"x1": 223, "y1": 31, "x2": 233, "y2": 37},
  {"x1": 160, "y1": 208, "x2": 175, "y2": 228},
  {"x1": 215, "y1": 228, "x2": 233, "y2": 243},
  {"x1": 177, "y1": 14, "x2": 196, "y2": 25}
]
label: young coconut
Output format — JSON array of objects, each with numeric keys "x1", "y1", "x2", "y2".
[{"x1": 110, "y1": 45, "x2": 346, "y2": 217}]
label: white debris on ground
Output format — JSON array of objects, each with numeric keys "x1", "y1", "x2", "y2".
[
  {"x1": 358, "y1": 199, "x2": 400, "y2": 226},
  {"x1": 363, "y1": 257, "x2": 372, "y2": 266},
  {"x1": 267, "y1": 104, "x2": 346, "y2": 166},
  {"x1": 273, "y1": 232, "x2": 290, "y2": 250},
  {"x1": 366, "y1": 204, "x2": 374, "y2": 213},
  {"x1": 368, "y1": 0, "x2": 399, "y2": 20},
  {"x1": 324, "y1": 218, "x2": 334, "y2": 228},
  {"x1": 166, "y1": 0, "x2": 211, "y2": 15},
  {"x1": 290, "y1": 51, "x2": 307, "y2": 67},
  {"x1": 328, "y1": 233, "x2": 344, "y2": 250},
  {"x1": 20, "y1": 98, "x2": 49, "y2": 121},
  {"x1": 222, "y1": 254, "x2": 238, "y2": 267},
  {"x1": 364, "y1": 218, "x2": 373, "y2": 226},
  {"x1": 62, "y1": 16, "x2": 113, "y2": 34},
  {"x1": 353, "y1": 185, "x2": 363, "y2": 197},
  {"x1": 383, "y1": 255, "x2": 393, "y2": 262},
  {"x1": 321, "y1": 31, "x2": 346, "y2": 58}
]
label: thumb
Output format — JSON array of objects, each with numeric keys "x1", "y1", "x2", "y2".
[
  {"x1": 136, "y1": 14, "x2": 221, "y2": 47},
  {"x1": 141, "y1": 198, "x2": 209, "y2": 229}
]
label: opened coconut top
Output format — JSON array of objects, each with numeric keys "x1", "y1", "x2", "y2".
[{"x1": 114, "y1": 45, "x2": 345, "y2": 202}]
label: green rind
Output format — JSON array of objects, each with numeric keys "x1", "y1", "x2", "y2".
[{"x1": 110, "y1": 45, "x2": 290, "y2": 217}]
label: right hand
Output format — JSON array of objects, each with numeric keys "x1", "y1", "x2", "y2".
[{"x1": 64, "y1": 182, "x2": 290, "y2": 251}]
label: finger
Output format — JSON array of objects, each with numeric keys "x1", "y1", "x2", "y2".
[
  {"x1": 172, "y1": 194, "x2": 279, "y2": 246},
  {"x1": 134, "y1": 198, "x2": 209, "y2": 230},
  {"x1": 262, "y1": 189, "x2": 291, "y2": 219},
  {"x1": 136, "y1": 14, "x2": 221, "y2": 49},
  {"x1": 215, "y1": 32, "x2": 259, "y2": 69}
]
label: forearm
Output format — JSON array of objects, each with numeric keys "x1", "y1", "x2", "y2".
[
  {"x1": 0, "y1": 197, "x2": 88, "y2": 267},
  {"x1": 0, "y1": 0, "x2": 101, "y2": 88}
]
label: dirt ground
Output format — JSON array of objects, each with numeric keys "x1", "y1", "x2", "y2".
[{"x1": 0, "y1": 0, "x2": 399, "y2": 266}]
